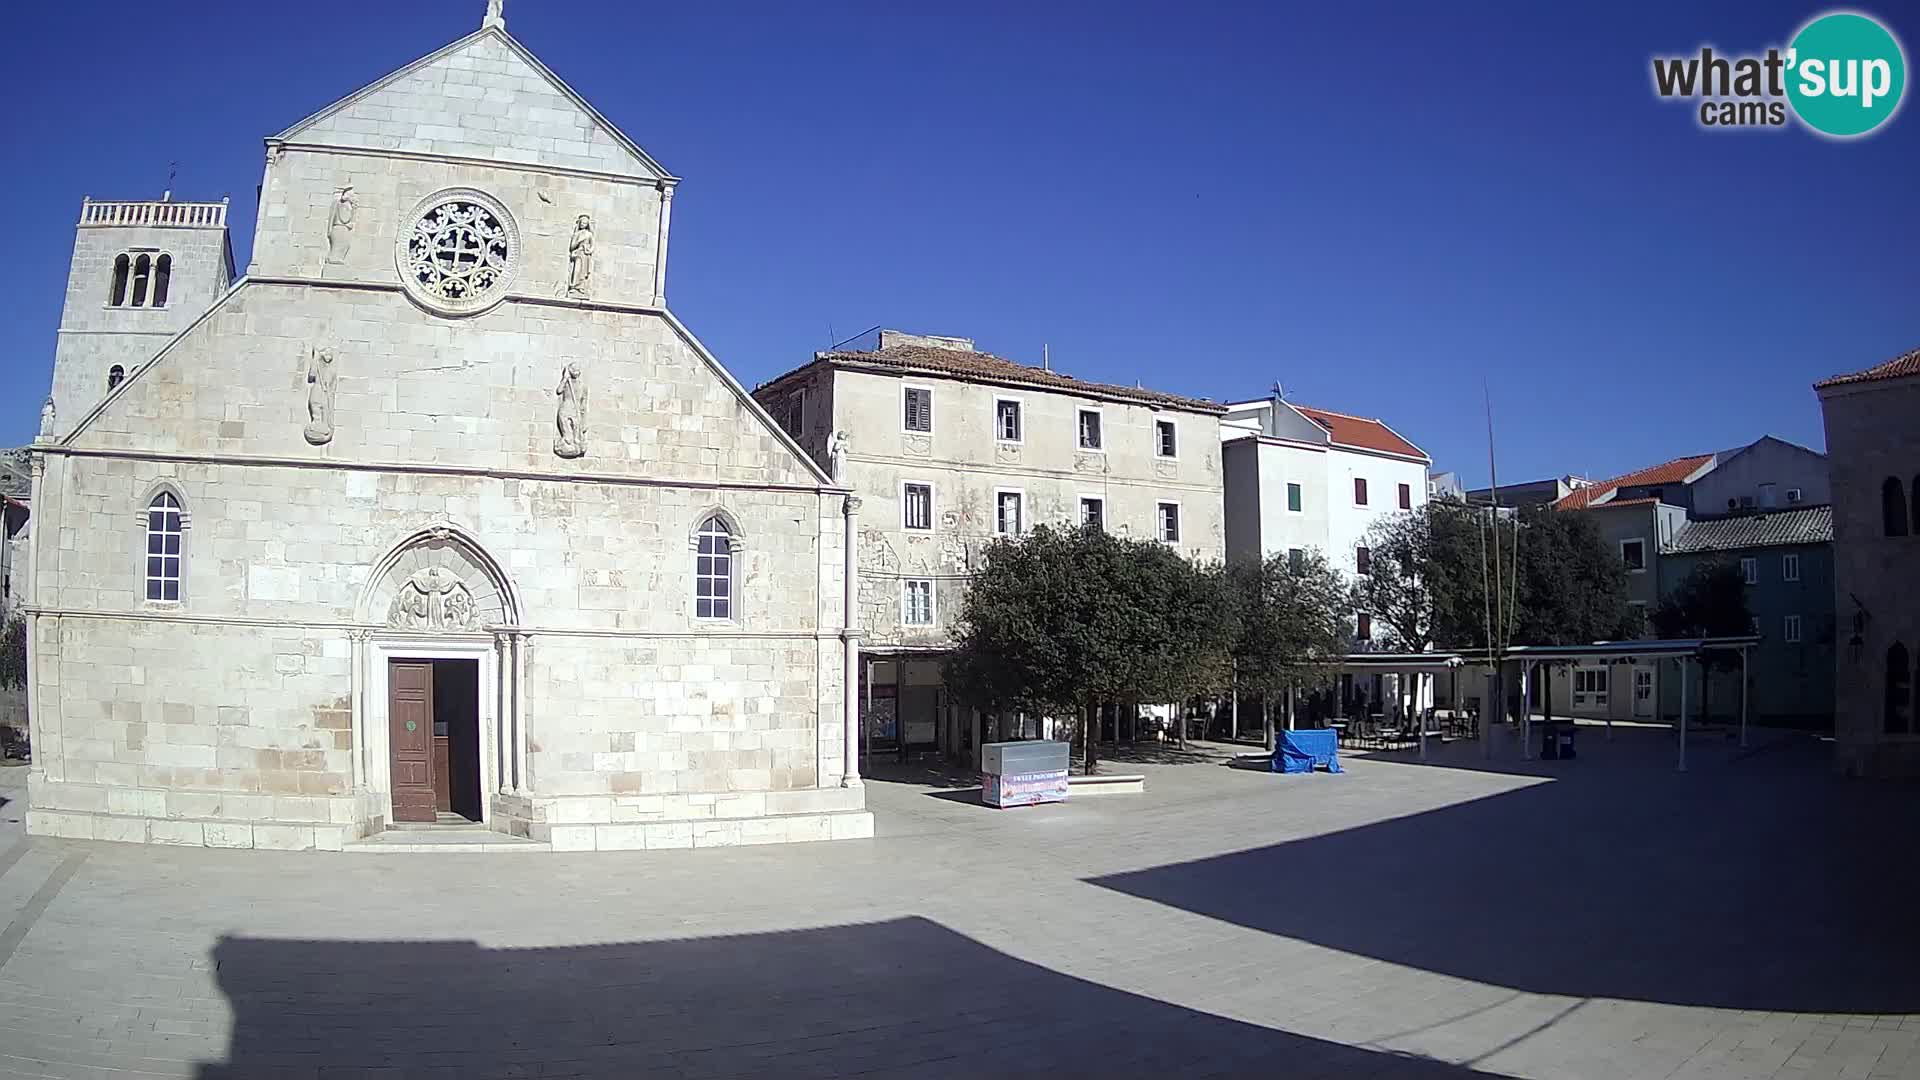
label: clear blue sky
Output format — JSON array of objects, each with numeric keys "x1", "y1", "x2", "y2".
[{"x1": 3, "y1": 1, "x2": 1914, "y2": 486}]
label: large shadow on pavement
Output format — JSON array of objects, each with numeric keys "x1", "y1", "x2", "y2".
[
  {"x1": 1091, "y1": 759, "x2": 1920, "y2": 1014},
  {"x1": 197, "y1": 916, "x2": 1507, "y2": 1078}
]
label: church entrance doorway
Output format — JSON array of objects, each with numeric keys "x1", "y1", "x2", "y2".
[{"x1": 387, "y1": 658, "x2": 483, "y2": 823}]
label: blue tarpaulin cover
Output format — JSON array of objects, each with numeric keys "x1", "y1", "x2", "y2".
[{"x1": 1274, "y1": 729, "x2": 1342, "y2": 774}]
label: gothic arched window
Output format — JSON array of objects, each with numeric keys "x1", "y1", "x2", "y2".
[
  {"x1": 152, "y1": 254, "x2": 172, "y2": 307},
  {"x1": 1883, "y1": 477, "x2": 1909, "y2": 537},
  {"x1": 1889, "y1": 642, "x2": 1913, "y2": 735},
  {"x1": 145, "y1": 491, "x2": 184, "y2": 602},
  {"x1": 109, "y1": 254, "x2": 130, "y2": 306},
  {"x1": 694, "y1": 515, "x2": 736, "y2": 620},
  {"x1": 108, "y1": 365, "x2": 126, "y2": 391}
]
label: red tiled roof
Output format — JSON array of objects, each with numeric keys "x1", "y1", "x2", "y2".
[
  {"x1": 1816, "y1": 345, "x2": 1920, "y2": 389},
  {"x1": 806, "y1": 345, "x2": 1225, "y2": 413},
  {"x1": 1291, "y1": 405, "x2": 1428, "y2": 460},
  {"x1": 1552, "y1": 454, "x2": 1715, "y2": 511}
]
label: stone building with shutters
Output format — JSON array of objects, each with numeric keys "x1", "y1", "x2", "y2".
[
  {"x1": 22, "y1": 4, "x2": 871, "y2": 850},
  {"x1": 1817, "y1": 346, "x2": 1920, "y2": 777},
  {"x1": 753, "y1": 330, "x2": 1227, "y2": 765}
]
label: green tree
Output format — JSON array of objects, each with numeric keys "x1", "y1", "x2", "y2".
[
  {"x1": 1354, "y1": 508, "x2": 1439, "y2": 651},
  {"x1": 1512, "y1": 507, "x2": 1640, "y2": 645},
  {"x1": 1651, "y1": 560, "x2": 1753, "y2": 721},
  {"x1": 0, "y1": 616, "x2": 23, "y2": 691},
  {"x1": 944, "y1": 526, "x2": 1233, "y2": 773},
  {"x1": 1228, "y1": 549, "x2": 1351, "y2": 749}
]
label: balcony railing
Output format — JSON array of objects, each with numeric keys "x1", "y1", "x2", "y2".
[{"x1": 79, "y1": 198, "x2": 229, "y2": 229}]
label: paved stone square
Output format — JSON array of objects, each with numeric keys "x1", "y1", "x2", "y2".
[{"x1": 1, "y1": 729, "x2": 1916, "y2": 1079}]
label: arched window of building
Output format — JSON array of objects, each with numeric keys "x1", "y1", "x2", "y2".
[
  {"x1": 152, "y1": 254, "x2": 172, "y2": 307},
  {"x1": 1889, "y1": 642, "x2": 1913, "y2": 735},
  {"x1": 107, "y1": 365, "x2": 126, "y2": 391},
  {"x1": 130, "y1": 254, "x2": 153, "y2": 308},
  {"x1": 1883, "y1": 477, "x2": 1909, "y2": 537},
  {"x1": 109, "y1": 254, "x2": 131, "y2": 306},
  {"x1": 694, "y1": 514, "x2": 736, "y2": 620},
  {"x1": 145, "y1": 491, "x2": 184, "y2": 603}
]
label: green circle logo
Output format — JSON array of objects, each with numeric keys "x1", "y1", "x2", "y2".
[{"x1": 1786, "y1": 12, "x2": 1907, "y2": 137}]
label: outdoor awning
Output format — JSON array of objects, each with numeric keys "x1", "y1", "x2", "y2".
[{"x1": 1455, "y1": 636, "x2": 1761, "y2": 665}]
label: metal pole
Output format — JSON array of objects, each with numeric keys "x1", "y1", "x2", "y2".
[
  {"x1": 1678, "y1": 657, "x2": 1690, "y2": 773},
  {"x1": 1230, "y1": 662, "x2": 1239, "y2": 742},
  {"x1": 1521, "y1": 662, "x2": 1533, "y2": 760},
  {"x1": 1418, "y1": 671, "x2": 1428, "y2": 762},
  {"x1": 1739, "y1": 648, "x2": 1750, "y2": 750}
]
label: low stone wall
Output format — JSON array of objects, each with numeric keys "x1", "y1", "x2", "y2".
[{"x1": 491, "y1": 786, "x2": 873, "y2": 851}]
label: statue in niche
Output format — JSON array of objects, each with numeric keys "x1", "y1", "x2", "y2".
[
  {"x1": 303, "y1": 347, "x2": 338, "y2": 445},
  {"x1": 566, "y1": 214, "x2": 594, "y2": 299},
  {"x1": 38, "y1": 398, "x2": 55, "y2": 438},
  {"x1": 553, "y1": 361, "x2": 586, "y2": 459},
  {"x1": 827, "y1": 430, "x2": 850, "y2": 481},
  {"x1": 326, "y1": 185, "x2": 356, "y2": 265},
  {"x1": 387, "y1": 566, "x2": 481, "y2": 631}
]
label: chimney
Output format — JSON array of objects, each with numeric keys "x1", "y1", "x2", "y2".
[{"x1": 877, "y1": 329, "x2": 975, "y2": 353}]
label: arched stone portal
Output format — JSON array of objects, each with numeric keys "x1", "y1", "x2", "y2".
[{"x1": 354, "y1": 525, "x2": 526, "y2": 833}]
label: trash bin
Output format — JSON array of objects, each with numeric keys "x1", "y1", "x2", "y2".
[
  {"x1": 1557, "y1": 723, "x2": 1577, "y2": 760},
  {"x1": 1540, "y1": 723, "x2": 1560, "y2": 760},
  {"x1": 981, "y1": 741, "x2": 1071, "y2": 808}
]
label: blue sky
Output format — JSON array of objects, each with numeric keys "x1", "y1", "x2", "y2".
[{"x1": 2, "y1": 1, "x2": 1914, "y2": 486}]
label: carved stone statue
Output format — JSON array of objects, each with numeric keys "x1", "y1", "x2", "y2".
[
  {"x1": 38, "y1": 397, "x2": 55, "y2": 438},
  {"x1": 387, "y1": 566, "x2": 482, "y2": 632},
  {"x1": 303, "y1": 347, "x2": 338, "y2": 445},
  {"x1": 484, "y1": 0, "x2": 505, "y2": 27},
  {"x1": 566, "y1": 214, "x2": 594, "y2": 299},
  {"x1": 326, "y1": 186, "x2": 356, "y2": 265},
  {"x1": 553, "y1": 361, "x2": 586, "y2": 459},
  {"x1": 827, "y1": 429, "x2": 851, "y2": 482}
]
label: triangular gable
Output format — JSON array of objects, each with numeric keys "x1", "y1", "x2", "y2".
[{"x1": 274, "y1": 28, "x2": 674, "y2": 181}]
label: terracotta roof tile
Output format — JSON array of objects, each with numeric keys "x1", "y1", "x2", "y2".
[
  {"x1": 1816, "y1": 345, "x2": 1920, "y2": 389},
  {"x1": 1668, "y1": 505, "x2": 1833, "y2": 553},
  {"x1": 1291, "y1": 405, "x2": 1428, "y2": 460},
  {"x1": 1552, "y1": 454, "x2": 1716, "y2": 511},
  {"x1": 809, "y1": 345, "x2": 1226, "y2": 413}
]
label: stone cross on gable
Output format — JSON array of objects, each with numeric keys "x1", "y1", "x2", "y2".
[{"x1": 484, "y1": 0, "x2": 505, "y2": 29}]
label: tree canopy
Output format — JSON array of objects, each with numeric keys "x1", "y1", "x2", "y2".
[
  {"x1": 943, "y1": 526, "x2": 1232, "y2": 769},
  {"x1": 1228, "y1": 548, "x2": 1351, "y2": 698},
  {"x1": 1652, "y1": 560, "x2": 1753, "y2": 640}
]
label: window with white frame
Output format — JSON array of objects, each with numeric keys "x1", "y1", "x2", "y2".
[
  {"x1": 1288, "y1": 548, "x2": 1304, "y2": 573},
  {"x1": 902, "y1": 386, "x2": 933, "y2": 433},
  {"x1": 1621, "y1": 539, "x2": 1646, "y2": 571},
  {"x1": 1355, "y1": 612, "x2": 1372, "y2": 640},
  {"x1": 1155, "y1": 419, "x2": 1177, "y2": 458},
  {"x1": 1782, "y1": 553, "x2": 1801, "y2": 582},
  {"x1": 145, "y1": 492, "x2": 183, "y2": 602},
  {"x1": 901, "y1": 578, "x2": 935, "y2": 626},
  {"x1": 1077, "y1": 408, "x2": 1103, "y2": 451},
  {"x1": 1079, "y1": 496, "x2": 1105, "y2": 532},
  {"x1": 1356, "y1": 545, "x2": 1371, "y2": 576},
  {"x1": 902, "y1": 483, "x2": 934, "y2": 531},
  {"x1": 1157, "y1": 502, "x2": 1181, "y2": 543},
  {"x1": 996, "y1": 490, "x2": 1024, "y2": 536},
  {"x1": 694, "y1": 515, "x2": 735, "y2": 620},
  {"x1": 1573, "y1": 667, "x2": 1609, "y2": 707},
  {"x1": 1740, "y1": 557, "x2": 1758, "y2": 585},
  {"x1": 1784, "y1": 614, "x2": 1802, "y2": 643},
  {"x1": 995, "y1": 399, "x2": 1022, "y2": 443}
]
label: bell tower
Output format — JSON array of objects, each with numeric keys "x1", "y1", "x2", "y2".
[{"x1": 45, "y1": 196, "x2": 235, "y2": 437}]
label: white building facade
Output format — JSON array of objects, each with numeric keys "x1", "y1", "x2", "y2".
[
  {"x1": 1220, "y1": 393, "x2": 1432, "y2": 644},
  {"x1": 23, "y1": 8, "x2": 871, "y2": 851},
  {"x1": 755, "y1": 330, "x2": 1226, "y2": 762}
]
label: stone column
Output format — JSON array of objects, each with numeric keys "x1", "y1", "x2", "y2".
[
  {"x1": 652, "y1": 183, "x2": 675, "y2": 308},
  {"x1": 494, "y1": 632, "x2": 513, "y2": 793},
  {"x1": 348, "y1": 630, "x2": 368, "y2": 789},
  {"x1": 841, "y1": 495, "x2": 862, "y2": 787},
  {"x1": 512, "y1": 632, "x2": 531, "y2": 794}
]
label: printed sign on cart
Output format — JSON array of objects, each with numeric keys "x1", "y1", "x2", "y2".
[{"x1": 984, "y1": 769, "x2": 1070, "y2": 808}]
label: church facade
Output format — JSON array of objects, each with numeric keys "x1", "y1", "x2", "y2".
[{"x1": 23, "y1": 7, "x2": 872, "y2": 850}]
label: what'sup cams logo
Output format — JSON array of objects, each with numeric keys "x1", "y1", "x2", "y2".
[{"x1": 1652, "y1": 10, "x2": 1906, "y2": 137}]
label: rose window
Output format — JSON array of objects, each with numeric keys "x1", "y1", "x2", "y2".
[{"x1": 396, "y1": 190, "x2": 520, "y2": 316}]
